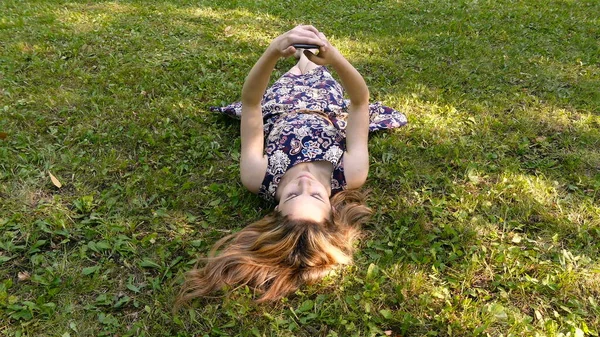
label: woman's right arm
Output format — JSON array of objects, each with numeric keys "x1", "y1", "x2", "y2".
[
  {"x1": 239, "y1": 49, "x2": 278, "y2": 193},
  {"x1": 239, "y1": 26, "x2": 326, "y2": 193}
]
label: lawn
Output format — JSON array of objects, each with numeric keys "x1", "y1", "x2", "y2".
[{"x1": 1, "y1": 0, "x2": 599, "y2": 336}]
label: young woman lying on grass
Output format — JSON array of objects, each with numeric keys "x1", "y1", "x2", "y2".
[{"x1": 177, "y1": 25, "x2": 407, "y2": 305}]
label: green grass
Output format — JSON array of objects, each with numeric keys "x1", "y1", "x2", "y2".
[{"x1": 1, "y1": 0, "x2": 599, "y2": 336}]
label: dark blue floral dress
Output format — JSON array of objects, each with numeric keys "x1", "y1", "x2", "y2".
[{"x1": 211, "y1": 66, "x2": 407, "y2": 202}]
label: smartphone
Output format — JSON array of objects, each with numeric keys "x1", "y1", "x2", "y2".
[{"x1": 292, "y1": 43, "x2": 320, "y2": 49}]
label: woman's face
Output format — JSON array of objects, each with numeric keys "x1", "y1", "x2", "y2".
[{"x1": 276, "y1": 171, "x2": 332, "y2": 222}]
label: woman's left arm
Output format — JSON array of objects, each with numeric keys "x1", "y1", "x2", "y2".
[
  {"x1": 305, "y1": 41, "x2": 370, "y2": 189},
  {"x1": 334, "y1": 58, "x2": 370, "y2": 189}
]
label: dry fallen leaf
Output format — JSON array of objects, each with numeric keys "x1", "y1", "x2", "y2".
[
  {"x1": 18, "y1": 271, "x2": 31, "y2": 281},
  {"x1": 0, "y1": 132, "x2": 7, "y2": 140},
  {"x1": 512, "y1": 234, "x2": 522, "y2": 243},
  {"x1": 49, "y1": 171, "x2": 62, "y2": 188},
  {"x1": 224, "y1": 25, "x2": 233, "y2": 37}
]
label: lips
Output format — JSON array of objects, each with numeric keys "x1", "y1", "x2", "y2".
[{"x1": 297, "y1": 173, "x2": 315, "y2": 180}]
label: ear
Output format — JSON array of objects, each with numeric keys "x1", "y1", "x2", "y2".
[{"x1": 330, "y1": 204, "x2": 338, "y2": 218}]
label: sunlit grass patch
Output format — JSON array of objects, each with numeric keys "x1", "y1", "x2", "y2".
[{"x1": 53, "y1": 2, "x2": 135, "y2": 33}]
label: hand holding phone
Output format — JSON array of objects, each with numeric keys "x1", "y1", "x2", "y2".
[
  {"x1": 269, "y1": 26, "x2": 324, "y2": 57},
  {"x1": 292, "y1": 43, "x2": 320, "y2": 49}
]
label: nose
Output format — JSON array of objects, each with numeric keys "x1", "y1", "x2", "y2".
[{"x1": 296, "y1": 176, "x2": 313, "y2": 191}]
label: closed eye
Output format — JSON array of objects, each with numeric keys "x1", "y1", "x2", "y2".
[
  {"x1": 311, "y1": 193, "x2": 325, "y2": 202},
  {"x1": 283, "y1": 193, "x2": 325, "y2": 204},
  {"x1": 284, "y1": 193, "x2": 298, "y2": 203}
]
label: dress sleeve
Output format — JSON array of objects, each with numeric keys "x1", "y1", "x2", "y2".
[
  {"x1": 367, "y1": 102, "x2": 408, "y2": 132},
  {"x1": 210, "y1": 101, "x2": 243, "y2": 119},
  {"x1": 212, "y1": 100, "x2": 408, "y2": 132}
]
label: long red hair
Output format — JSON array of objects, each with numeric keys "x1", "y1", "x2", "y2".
[{"x1": 175, "y1": 190, "x2": 371, "y2": 306}]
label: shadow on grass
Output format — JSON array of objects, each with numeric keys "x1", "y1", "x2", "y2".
[{"x1": 190, "y1": 0, "x2": 600, "y2": 110}]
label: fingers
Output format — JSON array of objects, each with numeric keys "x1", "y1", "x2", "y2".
[
  {"x1": 272, "y1": 25, "x2": 329, "y2": 58},
  {"x1": 281, "y1": 46, "x2": 296, "y2": 57},
  {"x1": 288, "y1": 25, "x2": 326, "y2": 47},
  {"x1": 298, "y1": 24, "x2": 320, "y2": 35},
  {"x1": 304, "y1": 50, "x2": 325, "y2": 65},
  {"x1": 318, "y1": 32, "x2": 328, "y2": 43},
  {"x1": 317, "y1": 32, "x2": 329, "y2": 53}
]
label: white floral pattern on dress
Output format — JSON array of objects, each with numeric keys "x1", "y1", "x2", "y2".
[
  {"x1": 294, "y1": 125, "x2": 311, "y2": 139},
  {"x1": 323, "y1": 145, "x2": 343, "y2": 164},
  {"x1": 268, "y1": 150, "x2": 290, "y2": 175},
  {"x1": 268, "y1": 182, "x2": 278, "y2": 197}
]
